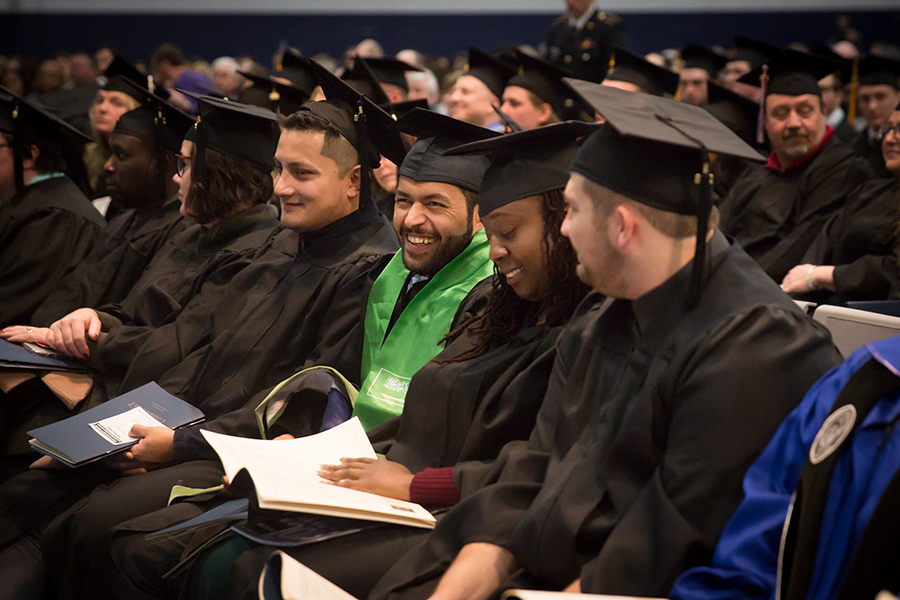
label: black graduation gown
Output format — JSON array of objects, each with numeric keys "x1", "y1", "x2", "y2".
[
  {"x1": 1, "y1": 211, "x2": 398, "y2": 600},
  {"x1": 797, "y1": 178, "x2": 900, "y2": 303},
  {"x1": 0, "y1": 176, "x2": 105, "y2": 328},
  {"x1": 832, "y1": 115, "x2": 857, "y2": 145},
  {"x1": 30, "y1": 198, "x2": 187, "y2": 326},
  {"x1": 719, "y1": 135, "x2": 874, "y2": 283},
  {"x1": 851, "y1": 128, "x2": 890, "y2": 179},
  {"x1": 87, "y1": 203, "x2": 280, "y2": 395},
  {"x1": 371, "y1": 317, "x2": 563, "y2": 498},
  {"x1": 0, "y1": 204, "x2": 280, "y2": 470},
  {"x1": 369, "y1": 232, "x2": 842, "y2": 600},
  {"x1": 95, "y1": 284, "x2": 568, "y2": 600},
  {"x1": 544, "y1": 9, "x2": 628, "y2": 84}
]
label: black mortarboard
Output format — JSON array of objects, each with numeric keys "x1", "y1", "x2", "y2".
[
  {"x1": 506, "y1": 50, "x2": 594, "y2": 120},
  {"x1": 192, "y1": 96, "x2": 279, "y2": 173},
  {"x1": 680, "y1": 44, "x2": 729, "y2": 79},
  {"x1": 731, "y1": 35, "x2": 781, "y2": 69},
  {"x1": 390, "y1": 108, "x2": 500, "y2": 192},
  {"x1": 463, "y1": 47, "x2": 517, "y2": 99},
  {"x1": 605, "y1": 46, "x2": 680, "y2": 97},
  {"x1": 101, "y1": 54, "x2": 151, "y2": 101},
  {"x1": 357, "y1": 57, "x2": 423, "y2": 93},
  {"x1": 0, "y1": 85, "x2": 93, "y2": 190},
  {"x1": 811, "y1": 44, "x2": 853, "y2": 84},
  {"x1": 275, "y1": 48, "x2": 319, "y2": 93},
  {"x1": 446, "y1": 121, "x2": 601, "y2": 216},
  {"x1": 238, "y1": 70, "x2": 313, "y2": 116},
  {"x1": 115, "y1": 79, "x2": 194, "y2": 153},
  {"x1": 341, "y1": 58, "x2": 391, "y2": 105},
  {"x1": 563, "y1": 79, "x2": 764, "y2": 306},
  {"x1": 309, "y1": 59, "x2": 411, "y2": 215},
  {"x1": 704, "y1": 81, "x2": 762, "y2": 149},
  {"x1": 857, "y1": 54, "x2": 900, "y2": 89},
  {"x1": 379, "y1": 99, "x2": 429, "y2": 123},
  {"x1": 739, "y1": 48, "x2": 843, "y2": 97}
]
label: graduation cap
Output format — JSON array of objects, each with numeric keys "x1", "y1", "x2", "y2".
[
  {"x1": 0, "y1": 85, "x2": 94, "y2": 191},
  {"x1": 192, "y1": 96, "x2": 279, "y2": 176},
  {"x1": 463, "y1": 47, "x2": 517, "y2": 99},
  {"x1": 389, "y1": 108, "x2": 500, "y2": 193},
  {"x1": 562, "y1": 78, "x2": 764, "y2": 307},
  {"x1": 100, "y1": 54, "x2": 154, "y2": 102},
  {"x1": 492, "y1": 104, "x2": 523, "y2": 132},
  {"x1": 731, "y1": 35, "x2": 781, "y2": 69},
  {"x1": 446, "y1": 121, "x2": 601, "y2": 216},
  {"x1": 238, "y1": 70, "x2": 314, "y2": 116},
  {"x1": 506, "y1": 50, "x2": 594, "y2": 121},
  {"x1": 308, "y1": 58, "x2": 416, "y2": 215},
  {"x1": 379, "y1": 98, "x2": 429, "y2": 123},
  {"x1": 739, "y1": 48, "x2": 843, "y2": 97},
  {"x1": 357, "y1": 57, "x2": 424, "y2": 94},
  {"x1": 857, "y1": 54, "x2": 900, "y2": 89},
  {"x1": 275, "y1": 48, "x2": 319, "y2": 93},
  {"x1": 113, "y1": 79, "x2": 195, "y2": 202},
  {"x1": 811, "y1": 44, "x2": 853, "y2": 84},
  {"x1": 116, "y1": 78, "x2": 194, "y2": 153},
  {"x1": 605, "y1": 46, "x2": 680, "y2": 97},
  {"x1": 680, "y1": 44, "x2": 729, "y2": 79},
  {"x1": 704, "y1": 81, "x2": 762, "y2": 149},
  {"x1": 341, "y1": 58, "x2": 391, "y2": 105}
]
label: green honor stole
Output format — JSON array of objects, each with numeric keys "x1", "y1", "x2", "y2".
[{"x1": 353, "y1": 230, "x2": 493, "y2": 430}]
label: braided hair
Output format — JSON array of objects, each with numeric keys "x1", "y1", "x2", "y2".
[{"x1": 446, "y1": 188, "x2": 590, "y2": 362}]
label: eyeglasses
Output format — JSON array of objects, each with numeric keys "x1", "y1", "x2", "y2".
[
  {"x1": 176, "y1": 154, "x2": 190, "y2": 177},
  {"x1": 885, "y1": 123, "x2": 900, "y2": 139}
]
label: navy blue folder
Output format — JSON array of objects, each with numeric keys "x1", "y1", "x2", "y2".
[
  {"x1": 0, "y1": 338, "x2": 89, "y2": 372},
  {"x1": 27, "y1": 382, "x2": 205, "y2": 467}
]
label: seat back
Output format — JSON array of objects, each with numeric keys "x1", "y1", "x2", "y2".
[{"x1": 813, "y1": 304, "x2": 900, "y2": 357}]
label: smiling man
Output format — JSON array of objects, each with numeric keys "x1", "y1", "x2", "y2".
[
  {"x1": 718, "y1": 49, "x2": 873, "y2": 284},
  {"x1": 352, "y1": 108, "x2": 497, "y2": 430}
]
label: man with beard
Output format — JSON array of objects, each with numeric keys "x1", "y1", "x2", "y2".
[
  {"x1": 366, "y1": 83, "x2": 841, "y2": 600},
  {"x1": 718, "y1": 49, "x2": 873, "y2": 284},
  {"x1": 350, "y1": 107, "x2": 497, "y2": 430},
  {"x1": 29, "y1": 102, "x2": 188, "y2": 327},
  {"x1": 0, "y1": 89, "x2": 105, "y2": 329}
]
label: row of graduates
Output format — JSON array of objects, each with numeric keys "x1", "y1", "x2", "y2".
[
  {"x1": 0, "y1": 46, "x2": 893, "y2": 600},
  {"x1": 4, "y1": 37, "x2": 900, "y2": 321},
  {"x1": 411, "y1": 38, "x2": 900, "y2": 309}
]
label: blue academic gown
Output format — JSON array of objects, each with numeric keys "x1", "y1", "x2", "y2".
[{"x1": 670, "y1": 335, "x2": 900, "y2": 600}]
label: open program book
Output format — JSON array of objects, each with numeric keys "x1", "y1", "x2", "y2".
[{"x1": 201, "y1": 418, "x2": 436, "y2": 529}]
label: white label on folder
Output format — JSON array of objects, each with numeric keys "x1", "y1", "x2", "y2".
[{"x1": 89, "y1": 406, "x2": 167, "y2": 445}]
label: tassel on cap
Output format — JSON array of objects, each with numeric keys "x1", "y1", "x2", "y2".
[{"x1": 755, "y1": 64, "x2": 768, "y2": 145}]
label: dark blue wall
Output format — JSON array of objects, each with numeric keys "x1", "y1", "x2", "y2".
[{"x1": 2, "y1": 10, "x2": 899, "y2": 65}]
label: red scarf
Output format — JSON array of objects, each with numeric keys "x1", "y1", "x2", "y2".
[{"x1": 765, "y1": 126, "x2": 835, "y2": 173}]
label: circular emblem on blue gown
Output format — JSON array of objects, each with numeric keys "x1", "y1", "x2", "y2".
[{"x1": 809, "y1": 404, "x2": 857, "y2": 465}]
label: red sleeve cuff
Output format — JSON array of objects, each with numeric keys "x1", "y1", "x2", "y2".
[{"x1": 409, "y1": 467, "x2": 460, "y2": 508}]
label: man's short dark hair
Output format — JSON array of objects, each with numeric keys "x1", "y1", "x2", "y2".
[
  {"x1": 277, "y1": 111, "x2": 359, "y2": 178},
  {"x1": 152, "y1": 44, "x2": 186, "y2": 67}
]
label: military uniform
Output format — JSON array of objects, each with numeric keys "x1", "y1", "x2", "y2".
[{"x1": 544, "y1": 8, "x2": 627, "y2": 83}]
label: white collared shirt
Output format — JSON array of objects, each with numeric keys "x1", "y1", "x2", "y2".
[{"x1": 567, "y1": 3, "x2": 597, "y2": 31}]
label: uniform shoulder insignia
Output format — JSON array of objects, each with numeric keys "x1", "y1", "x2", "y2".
[
  {"x1": 552, "y1": 14, "x2": 568, "y2": 25},
  {"x1": 595, "y1": 11, "x2": 622, "y2": 25}
]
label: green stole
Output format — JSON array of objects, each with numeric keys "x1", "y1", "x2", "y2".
[{"x1": 353, "y1": 229, "x2": 493, "y2": 430}]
